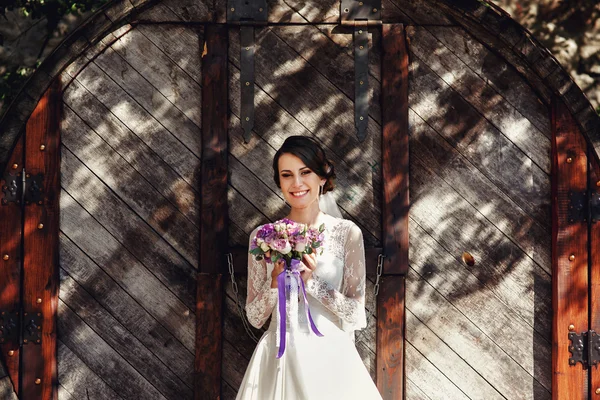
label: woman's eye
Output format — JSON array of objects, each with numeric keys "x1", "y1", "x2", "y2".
[{"x1": 302, "y1": 171, "x2": 311, "y2": 175}]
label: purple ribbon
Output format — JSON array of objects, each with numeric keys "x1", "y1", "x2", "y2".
[{"x1": 276, "y1": 258, "x2": 323, "y2": 358}]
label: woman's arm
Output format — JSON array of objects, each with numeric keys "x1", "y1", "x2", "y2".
[
  {"x1": 245, "y1": 226, "x2": 279, "y2": 329},
  {"x1": 305, "y1": 223, "x2": 367, "y2": 331}
]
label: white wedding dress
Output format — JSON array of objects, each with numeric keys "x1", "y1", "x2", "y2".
[{"x1": 236, "y1": 214, "x2": 383, "y2": 400}]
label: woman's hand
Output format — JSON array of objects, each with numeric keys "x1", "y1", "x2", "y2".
[
  {"x1": 270, "y1": 258, "x2": 286, "y2": 288},
  {"x1": 299, "y1": 253, "x2": 317, "y2": 284}
]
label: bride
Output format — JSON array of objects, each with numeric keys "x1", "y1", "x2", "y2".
[{"x1": 236, "y1": 135, "x2": 383, "y2": 399}]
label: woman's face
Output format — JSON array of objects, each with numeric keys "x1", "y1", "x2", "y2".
[{"x1": 278, "y1": 153, "x2": 325, "y2": 209}]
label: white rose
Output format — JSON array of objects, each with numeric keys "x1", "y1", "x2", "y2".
[
  {"x1": 281, "y1": 242, "x2": 292, "y2": 255},
  {"x1": 295, "y1": 241, "x2": 306, "y2": 252}
]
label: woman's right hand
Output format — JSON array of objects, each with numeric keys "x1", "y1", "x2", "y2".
[{"x1": 270, "y1": 258, "x2": 286, "y2": 288}]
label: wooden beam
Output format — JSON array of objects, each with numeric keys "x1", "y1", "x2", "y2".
[
  {"x1": 195, "y1": 23, "x2": 228, "y2": 400},
  {"x1": 378, "y1": 23, "x2": 409, "y2": 399},
  {"x1": 589, "y1": 144, "x2": 600, "y2": 396},
  {"x1": 376, "y1": 276, "x2": 406, "y2": 400},
  {"x1": 0, "y1": 134, "x2": 24, "y2": 397},
  {"x1": 551, "y1": 97, "x2": 588, "y2": 400},
  {"x1": 381, "y1": 23, "x2": 409, "y2": 275},
  {"x1": 22, "y1": 78, "x2": 61, "y2": 399}
]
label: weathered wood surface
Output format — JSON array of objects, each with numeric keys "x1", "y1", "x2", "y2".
[
  {"x1": 590, "y1": 148, "x2": 600, "y2": 395},
  {"x1": 551, "y1": 98, "x2": 588, "y2": 399},
  {"x1": 0, "y1": 135, "x2": 23, "y2": 396},
  {"x1": 195, "y1": 23, "x2": 228, "y2": 399},
  {"x1": 22, "y1": 79, "x2": 61, "y2": 400}
]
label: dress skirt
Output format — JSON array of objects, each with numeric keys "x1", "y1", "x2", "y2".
[{"x1": 235, "y1": 326, "x2": 383, "y2": 400}]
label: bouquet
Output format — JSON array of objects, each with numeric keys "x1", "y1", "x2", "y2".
[{"x1": 249, "y1": 218, "x2": 325, "y2": 358}]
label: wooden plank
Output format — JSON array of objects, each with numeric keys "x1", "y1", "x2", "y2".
[
  {"x1": 551, "y1": 97, "x2": 588, "y2": 399},
  {"x1": 0, "y1": 134, "x2": 23, "y2": 395},
  {"x1": 61, "y1": 105, "x2": 200, "y2": 268},
  {"x1": 409, "y1": 108, "x2": 551, "y2": 273},
  {"x1": 410, "y1": 151, "x2": 553, "y2": 366},
  {"x1": 93, "y1": 35, "x2": 203, "y2": 153},
  {"x1": 385, "y1": 0, "x2": 454, "y2": 25},
  {"x1": 109, "y1": 28, "x2": 202, "y2": 128},
  {"x1": 59, "y1": 233, "x2": 194, "y2": 386},
  {"x1": 72, "y1": 60, "x2": 200, "y2": 189},
  {"x1": 376, "y1": 275, "x2": 406, "y2": 399},
  {"x1": 405, "y1": 342, "x2": 469, "y2": 400},
  {"x1": 424, "y1": 25, "x2": 551, "y2": 136},
  {"x1": 195, "y1": 23, "x2": 228, "y2": 400},
  {"x1": 60, "y1": 145, "x2": 197, "y2": 308},
  {"x1": 591, "y1": 150, "x2": 600, "y2": 400},
  {"x1": 22, "y1": 79, "x2": 60, "y2": 400},
  {"x1": 406, "y1": 268, "x2": 550, "y2": 399},
  {"x1": 381, "y1": 23, "x2": 409, "y2": 275},
  {"x1": 59, "y1": 187, "x2": 196, "y2": 351},
  {"x1": 408, "y1": 218, "x2": 551, "y2": 392},
  {"x1": 406, "y1": 308, "x2": 503, "y2": 399},
  {"x1": 407, "y1": 25, "x2": 551, "y2": 174},
  {"x1": 59, "y1": 269, "x2": 193, "y2": 399},
  {"x1": 57, "y1": 299, "x2": 167, "y2": 399},
  {"x1": 61, "y1": 77, "x2": 201, "y2": 225},
  {"x1": 195, "y1": 274, "x2": 223, "y2": 400},
  {"x1": 135, "y1": 9, "x2": 203, "y2": 84},
  {"x1": 409, "y1": 56, "x2": 551, "y2": 230}
]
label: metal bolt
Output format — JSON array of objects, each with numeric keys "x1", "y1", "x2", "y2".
[
  {"x1": 344, "y1": 8, "x2": 349, "y2": 12},
  {"x1": 3, "y1": 254, "x2": 8, "y2": 261},
  {"x1": 359, "y1": 1, "x2": 363, "y2": 5},
  {"x1": 35, "y1": 378, "x2": 41, "y2": 385},
  {"x1": 230, "y1": 7, "x2": 234, "y2": 12},
  {"x1": 8, "y1": 350, "x2": 14, "y2": 356},
  {"x1": 358, "y1": 30, "x2": 362, "y2": 34},
  {"x1": 37, "y1": 223, "x2": 44, "y2": 229},
  {"x1": 245, "y1": 47, "x2": 250, "y2": 50},
  {"x1": 26, "y1": 174, "x2": 30, "y2": 178},
  {"x1": 373, "y1": 8, "x2": 378, "y2": 12},
  {"x1": 23, "y1": 339, "x2": 28, "y2": 344},
  {"x1": 245, "y1": 81, "x2": 250, "y2": 86},
  {"x1": 259, "y1": 7, "x2": 263, "y2": 12},
  {"x1": 569, "y1": 254, "x2": 575, "y2": 261},
  {"x1": 569, "y1": 324, "x2": 575, "y2": 331},
  {"x1": 36, "y1": 298, "x2": 42, "y2": 304},
  {"x1": 12, "y1": 163, "x2": 18, "y2": 169},
  {"x1": 360, "y1": 80, "x2": 364, "y2": 85},
  {"x1": 39, "y1": 144, "x2": 45, "y2": 151},
  {"x1": 596, "y1": 388, "x2": 600, "y2": 395},
  {"x1": 359, "y1": 116, "x2": 364, "y2": 120},
  {"x1": 245, "y1": 117, "x2": 249, "y2": 121},
  {"x1": 359, "y1": 45, "x2": 364, "y2": 50},
  {"x1": 566, "y1": 157, "x2": 573, "y2": 163},
  {"x1": 597, "y1": 180, "x2": 600, "y2": 187}
]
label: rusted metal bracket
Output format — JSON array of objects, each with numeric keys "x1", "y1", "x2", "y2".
[
  {"x1": 354, "y1": 24, "x2": 369, "y2": 141},
  {"x1": 340, "y1": 1, "x2": 381, "y2": 141},
  {"x1": 340, "y1": 0, "x2": 381, "y2": 24},
  {"x1": 568, "y1": 330, "x2": 600, "y2": 368},
  {"x1": 567, "y1": 190, "x2": 600, "y2": 223},
  {"x1": 0, "y1": 310, "x2": 42, "y2": 345},
  {"x1": 240, "y1": 26, "x2": 255, "y2": 143},
  {"x1": 1, "y1": 171, "x2": 21, "y2": 205},
  {"x1": 1, "y1": 170, "x2": 44, "y2": 205},
  {"x1": 227, "y1": 0, "x2": 267, "y2": 143}
]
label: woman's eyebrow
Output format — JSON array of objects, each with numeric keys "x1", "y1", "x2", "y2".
[{"x1": 280, "y1": 166, "x2": 310, "y2": 173}]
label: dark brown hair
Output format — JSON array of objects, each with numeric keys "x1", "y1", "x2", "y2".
[{"x1": 272, "y1": 136, "x2": 336, "y2": 194}]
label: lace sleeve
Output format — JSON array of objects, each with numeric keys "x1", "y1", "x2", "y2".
[
  {"x1": 305, "y1": 223, "x2": 367, "y2": 332},
  {"x1": 245, "y1": 226, "x2": 279, "y2": 329}
]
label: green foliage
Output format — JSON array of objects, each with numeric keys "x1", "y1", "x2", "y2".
[{"x1": 1, "y1": 1, "x2": 109, "y2": 31}]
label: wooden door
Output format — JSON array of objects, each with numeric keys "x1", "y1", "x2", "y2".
[{"x1": 552, "y1": 97, "x2": 600, "y2": 399}]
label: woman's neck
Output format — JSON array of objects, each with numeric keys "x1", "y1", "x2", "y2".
[{"x1": 286, "y1": 203, "x2": 324, "y2": 227}]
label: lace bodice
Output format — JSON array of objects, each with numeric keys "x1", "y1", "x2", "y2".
[{"x1": 245, "y1": 214, "x2": 368, "y2": 335}]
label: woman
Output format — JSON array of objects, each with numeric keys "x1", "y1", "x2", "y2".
[{"x1": 236, "y1": 136, "x2": 383, "y2": 400}]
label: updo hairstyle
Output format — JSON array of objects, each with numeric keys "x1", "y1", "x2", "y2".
[{"x1": 272, "y1": 136, "x2": 336, "y2": 194}]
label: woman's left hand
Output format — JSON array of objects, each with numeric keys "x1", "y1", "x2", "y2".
[{"x1": 299, "y1": 252, "x2": 317, "y2": 284}]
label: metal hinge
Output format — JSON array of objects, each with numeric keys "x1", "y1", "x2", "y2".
[
  {"x1": 568, "y1": 190, "x2": 600, "y2": 223},
  {"x1": 0, "y1": 310, "x2": 43, "y2": 345},
  {"x1": 227, "y1": 0, "x2": 268, "y2": 143},
  {"x1": 340, "y1": 0, "x2": 381, "y2": 142},
  {"x1": 569, "y1": 330, "x2": 600, "y2": 368},
  {"x1": 1, "y1": 169, "x2": 44, "y2": 206}
]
